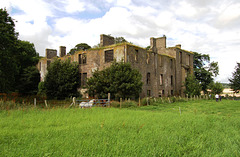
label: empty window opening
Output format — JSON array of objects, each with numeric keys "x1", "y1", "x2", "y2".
[
  {"x1": 171, "y1": 90, "x2": 174, "y2": 96},
  {"x1": 105, "y1": 50, "x2": 114, "y2": 62},
  {"x1": 170, "y1": 59, "x2": 173, "y2": 69},
  {"x1": 79, "y1": 54, "x2": 87, "y2": 64},
  {"x1": 135, "y1": 49, "x2": 138, "y2": 62},
  {"x1": 147, "y1": 90, "x2": 151, "y2": 97},
  {"x1": 171, "y1": 75, "x2": 173, "y2": 85},
  {"x1": 147, "y1": 72, "x2": 151, "y2": 85},
  {"x1": 180, "y1": 52, "x2": 182, "y2": 64}
]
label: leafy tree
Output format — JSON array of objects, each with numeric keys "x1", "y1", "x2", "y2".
[
  {"x1": 44, "y1": 59, "x2": 80, "y2": 99},
  {"x1": 0, "y1": 8, "x2": 39, "y2": 93},
  {"x1": 193, "y1": 52, "x2": 219, "y2": 94},
  {"x1": 115, "y1": 37, "x2": 128, "y2": 44},
  {"x1": 229, "y1": 63, "x2": 240, "y2": 93},
  {"x1": 184, "y1": 74, "x2": 201, "y2": 97},
  {"x1": 18, "y1": 66, "x2": 40, "y2": 94},
  {"x1": 86, "y1": 61, "x2": 143, "y2": 100},
  {"x1": 0, "y1": 8, "x2": 18, "y2": 92},
  {"x1": 69, "y1": 43, "x2": 91, "y2": 55},
  {"x1": 209, "y1": 82, "x2": 224, "y2": 95}
]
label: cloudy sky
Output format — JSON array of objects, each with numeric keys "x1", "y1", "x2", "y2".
[{"x1": 1, "y1": 0, "x2": 240, "y2": 83}]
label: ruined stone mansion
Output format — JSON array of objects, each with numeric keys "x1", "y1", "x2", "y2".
[{"x1": 38, "y1": 34, "x2": 194, "y2": 98}]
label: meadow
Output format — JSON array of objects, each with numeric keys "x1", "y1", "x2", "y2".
[{"x1": 0, "y1": 99, "x2": 240, "y2": 156}]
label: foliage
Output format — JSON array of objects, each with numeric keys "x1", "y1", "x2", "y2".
[
  {"x1": 209, "y1": 82, "x2": 224, "y2": 95},
  {"x1": 38, "y1": 82, "x2": 46, "y2": 96},
  {"x1": 114, "y1": 36, "x2": 127, "y2": 44},
  {"x1": 229, "y1": 63, "x2": 240, "y2": 93},
  {"x1": 1, "y1": 100, "x2": 240, "y2": 156},
  {"x1": 69, "y1": 43, "x2": 91, "y2": 55},
  {"x1": 0, "y1": 8, "x2": 18, "y2": 92},
  {"x1": 87, "y1": 61, "x2": 143, "y2": 100},
  {"x1": 17, "y1": 66, "x2": 40, "y2": 94},
  {"x1": 184, "y1": 74, "x2": 201, "y2": 96},
  {"x1": 193, "y1": 52, "x2": 219, "y2": 93},
  {"x1": 44, "y1": 59, "x2": 80, "y2": 99},
  {"x1": 0, "y1": 8, "x2": 39, "y2": 93}
]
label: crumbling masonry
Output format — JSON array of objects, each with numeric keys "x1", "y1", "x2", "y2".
[{"x1": 38, "y1": 34, "x2": 194, "y2": 98}]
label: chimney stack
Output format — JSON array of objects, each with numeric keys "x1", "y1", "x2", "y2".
[{"x1": 59, "y1": 46, "x2": 66, "y2": 57}]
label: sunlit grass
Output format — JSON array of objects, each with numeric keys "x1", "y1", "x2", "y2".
[{"x1": 0, "y1": 100, "x2": 240, "y2": 156}]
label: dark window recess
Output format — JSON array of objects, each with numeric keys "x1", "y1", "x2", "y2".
[
  {"x1": 78, "y1": 54, "x2": 82, "y2": 64},
  {"x1": 105, "y1": 50, "x2": 114, "y2": 62},
  {"x1": 170, "y1": 59, "x2": 173, "y2": 69},
  {"x1": 79, "y1": 54, "x2": 87, "y2": 64},
  {"x1": 171, "y1": 90, "x2": 174, "y2": 96},
  {"x1": 135, "y1": 49, "x2": 138, "y2": 62},
  {"x1": 180, "y1": 52, "x2": 182, "y2": 64},
  {"x1": 47, "y1": 60, "x2": 51, "y2": 67},
  {"x1": 82, "y1": 73, "x2": 87, "y2": 86},
  {"x1": 171, "y1": 75, "x2": 173, "y2": 85},
  {"x1": 162, "y1": 90, "x2": 165, "y2": 96},
  {"x1": 147, "y1": 90, "x2": 151, "y2": 97},
  {"x1": 147, "y1": 72, "x2": 150, "y2": 85}
]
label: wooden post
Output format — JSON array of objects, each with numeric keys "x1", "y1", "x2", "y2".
[
  {"x1": 44, "y1": 100, "x2": 48, "y2": 108},
  {"x1": 194, "y1": 95, "x2": 196, "y2": 100},
  {"x1": 120, "y1": 98, "x2": 122, "y2": 109},
  {"x1": 34, "y1": 98, "x2": 36, "y2": 108},
  {"x1": 139, "y1": 97, "x2": 141, "y2": 107},
  {"x1": 108, "y1": 93, "x2": 110, "y2": 107},
  {"x1": 168, "y1": 97, "x2": 171, "y2": 103},
  {"x1": 179, "y1": 107, "x2": 181, "y2": 115},
  {"x1": 73, "y1": 97, "x2": 76, "y2": 106}
]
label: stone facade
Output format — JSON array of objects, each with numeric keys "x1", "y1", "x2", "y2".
[{"x1": 38, "y1": 34, "x2": 194, "y2": 98}]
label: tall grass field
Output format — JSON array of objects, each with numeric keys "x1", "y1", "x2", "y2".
[{"x1": 0, "y1": 100, "x2": 240, "y2": 156}]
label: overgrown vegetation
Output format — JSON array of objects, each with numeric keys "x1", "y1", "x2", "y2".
[
  {"x1": 0, "y1": 8, "x2": 40, "y2": 93},
  {"x1": 87, "y1": 61, "x2": 143, "y2": 100},
  {"x1": 43, "y1": 59, "x2": 80, "y2": 99},
  {"x1": 229, "y1": 62, "x2": 240, "y2": 93}
]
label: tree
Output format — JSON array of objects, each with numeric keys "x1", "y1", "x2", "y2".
[
  {"x1": 18, "y1": 66, "x2": 40, "y2": 94},
  {"x1": 209, "y1": 82, "x2": 224, "y2": 95},
  {"x1": 69, "y1": 43, "x2": 91, "y2": 55},
  {"x1": 0, "y1": 8, "x2": 40, "y2": 93},
  {"x1": 0, "y1": 8, "x2": 18, "y2": 92},
  {"x1": 184, "y1": 74, "x2": 202, "y2": 97},
  {"x1": 44, "y1": 59, "x2": 80, "y2": 99},
  {"x1": 86, "y1": 61, "x2": 143, "y2": 100},
  {"x1": 115, "y1": 37, "x2": 127, "y2": 44},
  {"x1": 229, "y1": 63, "x2": 240, "y2": 93},
  {"x1": 193, "y1": 52, "x2": 219, "y2": 94}
]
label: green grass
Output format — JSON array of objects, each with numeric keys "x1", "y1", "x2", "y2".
[{"x1": 0, "y1": 100, "x2": 240, "y2": 156}]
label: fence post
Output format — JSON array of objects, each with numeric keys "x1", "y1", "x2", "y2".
[
  {"x1": 45, "y1": 100, "x2": 48, "y2": 108},
  {"x1": 34, "y1": 98, "x2": 36, "y2": 108},
  {"x1": 73, "y1": 97, "x2": 76, "y2": 106},
  {"x1": 120, "y1": 98, "x2": 122, "y2": 108},
  {"x1": 108, "y1": 93, "x2": 110, "y2": 107}
]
